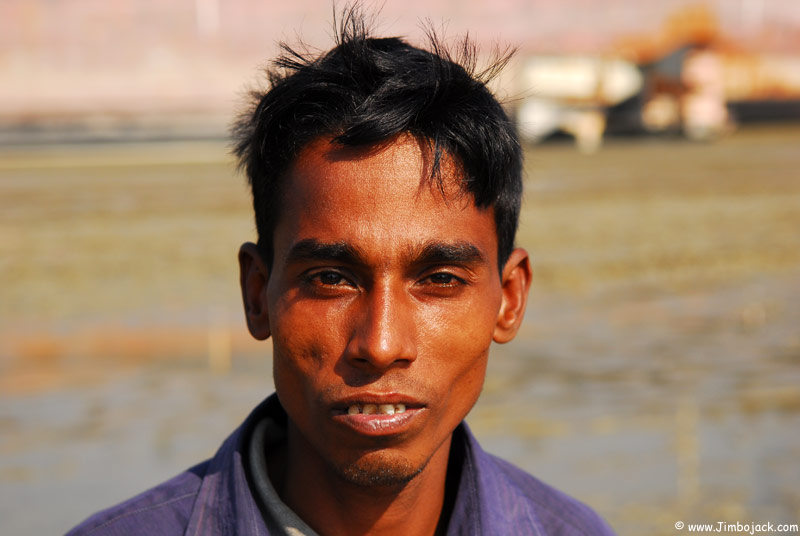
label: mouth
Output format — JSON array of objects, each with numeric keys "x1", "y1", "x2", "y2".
[
  {"x1": 330, "y1": 395, "x2": 425, "y2": 436},
  {"x1": 339, "y1": 403, "x2": 409, "y2": 416}
]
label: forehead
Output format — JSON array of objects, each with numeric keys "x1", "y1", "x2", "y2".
[
  {"x1": 288, "y1": 135, "x2": 455, "y2": 199},
  {"x1": 272, "y1": 135, "x2": 498, "y2": 266}
]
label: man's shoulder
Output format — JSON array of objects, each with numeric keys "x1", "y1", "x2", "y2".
[
  {"x1": 66, "y1": 461, "x2": 208, "y2": 536},
  {"x1": 479, "y1": 451, "x2": 614, "y2": 535},
  {"x1": 456, "y1": 425, "x2": 614, "y2": 536}
]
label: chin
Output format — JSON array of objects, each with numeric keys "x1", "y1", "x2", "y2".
[{"x1": 335, "y1": 451, "x2": 426, "y2": 488}]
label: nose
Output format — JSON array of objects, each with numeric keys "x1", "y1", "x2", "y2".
[{"x1": 344, "y1": 283, "x2": 417, "y2": 371}]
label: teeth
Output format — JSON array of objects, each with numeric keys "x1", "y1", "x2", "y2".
[{"x1": 345, "y1": 403, "x2": 408, "y2": 415}]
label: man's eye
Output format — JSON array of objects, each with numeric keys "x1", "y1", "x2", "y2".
[
  {"x1": 425, "y1": 273, "x2": 463, "y2": 286},
  {"x1": 315, "y1": 271, "x2": 346, "y2": 286},
  {"x1": 301, "y1": 270, "x2": 356, "y2": 295}
]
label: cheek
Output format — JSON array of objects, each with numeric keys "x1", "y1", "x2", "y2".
[
  {"x1": 271, "y1": 312, "x2": 336, "y2": 427},
  {"x1": 419, "y1": 291, "x2": 499, "y2": 353},
  {"x1": 449, "y1": 337, "x2": 490, "y2": 398},
  {"x1": 417, "y1": 300, "x2": 495, "y2": 400},
  {"x1": 270, "y1": 297, "x2": 351, "y2": 385}
]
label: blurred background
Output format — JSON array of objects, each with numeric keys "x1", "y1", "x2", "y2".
[{"x1": 1, "y1": 1, "x2": 799, "y2": 534}]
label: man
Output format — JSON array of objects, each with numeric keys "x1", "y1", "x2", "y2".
[{"x1": 68, "y1": 11, "x2": 615, "y2": 536}]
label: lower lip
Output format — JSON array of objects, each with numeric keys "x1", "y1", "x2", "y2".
[{"x1": 331, "y1": 408, "x2": 423, "y2": 436}]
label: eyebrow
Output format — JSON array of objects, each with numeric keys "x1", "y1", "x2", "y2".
[
  {"x1": 285, "y1": 238, "x2": 486, "y2": 267},
  {"x1": 286, "y1": 239, "x2": 363, "y2": 265},
  {"x1": 413, "y1": 241, "x2": 486, "y2": 266}
]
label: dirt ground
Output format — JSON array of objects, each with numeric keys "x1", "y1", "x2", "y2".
[{"x1": 1, "y1": 126, "x2": 799, "y2": 534}]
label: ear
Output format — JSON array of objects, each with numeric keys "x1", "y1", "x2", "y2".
[
  {"x1": 493, "y1": 248, "x2": 532, "y2": 344},
  {"x1": 238, "y1": 242, "x2": 272, "y2": 340}
]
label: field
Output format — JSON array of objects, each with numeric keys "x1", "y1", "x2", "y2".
[{"x1": 1, "y1": 126, "x2": 799, "y2": 534}]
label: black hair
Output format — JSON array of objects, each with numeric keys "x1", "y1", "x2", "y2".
[{"x1": 232, "y1": 8, "x2": 522, "y2": 269}]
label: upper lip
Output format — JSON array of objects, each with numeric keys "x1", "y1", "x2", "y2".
[{"x1": 331, "y1": 392, "x2": 425, "y2": 410}]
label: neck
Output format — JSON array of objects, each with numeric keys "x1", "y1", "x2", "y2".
[{"x1": 269, "y1": 422, "x2": 452, "y2": 536}]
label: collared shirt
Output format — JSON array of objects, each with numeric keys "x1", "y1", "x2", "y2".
[{"x1": 67, "y1": 395, "x2": 615, "y2": 536}]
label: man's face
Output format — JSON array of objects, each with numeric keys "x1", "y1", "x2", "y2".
[{"x1": 241, "y1": 135, "x2": 528, "y2": 487}]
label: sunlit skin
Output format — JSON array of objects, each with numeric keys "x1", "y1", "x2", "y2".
[{"x1": 238, "y1": 134, "x2": 531, "y2": 536}]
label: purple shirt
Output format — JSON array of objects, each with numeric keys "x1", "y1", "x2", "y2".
[{"x1": 67, "y1": 395, "x2": 615, "y2": 535}]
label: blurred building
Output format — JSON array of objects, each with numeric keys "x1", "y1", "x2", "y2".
[{"x1": 1, "y1": 0, "x2": 799, "y2": 143}]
